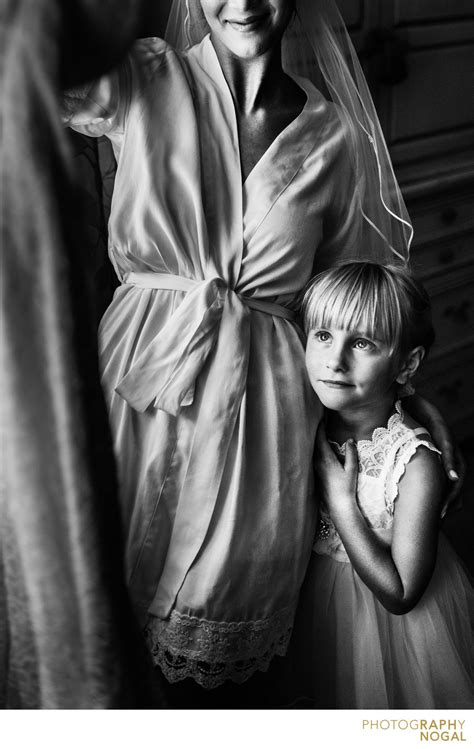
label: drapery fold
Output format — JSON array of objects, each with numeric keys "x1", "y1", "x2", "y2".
[{"x1": 1, "y1": 0, "x2": 161, "y2": 708}]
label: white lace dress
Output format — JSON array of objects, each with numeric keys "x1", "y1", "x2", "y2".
[{"x1": 292, "y1": 403, "x2": 474, "y2": 709}]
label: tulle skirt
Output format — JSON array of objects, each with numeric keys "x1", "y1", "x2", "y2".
[{"x1": 287, "y1": 534, "x2": 474, "y2": 709}]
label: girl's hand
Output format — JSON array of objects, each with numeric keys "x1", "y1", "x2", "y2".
[{"x1": 314, "y1": 422, "x2": 359, "y2": 514}]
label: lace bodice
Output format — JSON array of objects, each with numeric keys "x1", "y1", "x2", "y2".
[{"x1": 314, "y1": 401, "x2": 441, "y2": 563}]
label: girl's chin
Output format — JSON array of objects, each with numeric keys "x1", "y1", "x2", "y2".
[{"x1": 314, "y1": 387, "x2": 356, "y2": 410}]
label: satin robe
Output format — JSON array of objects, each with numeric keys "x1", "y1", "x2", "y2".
[{"x1": 67, "y1": 34, "x2": 363, "y2": 687}]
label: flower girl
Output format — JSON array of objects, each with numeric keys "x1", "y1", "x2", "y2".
[{"x1": 294, "y1": 261, "x2": 473, "y2": 709}]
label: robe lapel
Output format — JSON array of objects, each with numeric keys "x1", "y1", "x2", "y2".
[
  {"x1": 243, "y1": 79, "x2": 329, "y2": 249},
  {"x1": 186, "y1": 37, "x2": 244, "y2": 288},
  {"x1": 187, "y1": 40, "x2": 330, "y2": 289}
]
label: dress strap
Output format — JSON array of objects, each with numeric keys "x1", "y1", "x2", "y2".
[
  {"x1": 412, "y1": 426, "x2": 431, "y2": 437},
  {"x1": 122, "y1": 271, "x2": 297, "y2": 321},
  {"x1": 384, "y1": 431, "x2": 441, "y2": 515}
]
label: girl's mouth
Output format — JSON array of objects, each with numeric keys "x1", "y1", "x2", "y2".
[{"x1": 320, "y1": 380, "x2": 354, "y2": 389}]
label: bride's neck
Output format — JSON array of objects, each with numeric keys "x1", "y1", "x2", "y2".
[{"x1": 211, "y1": 39, "x2": 286, "y2": 114}]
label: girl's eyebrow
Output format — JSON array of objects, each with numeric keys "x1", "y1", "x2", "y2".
[
  {"x1": 312, "y1": 322, "x2": 385, "y2": 344},
  {"x1": 352, "y1": 329, "x2": 373, "y2": 336},
  {"x1": 351, "y1": 330, "x2": 382, "y2": 342}
]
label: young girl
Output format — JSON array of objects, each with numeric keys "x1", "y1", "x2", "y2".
[{"x1": 293, "y1": 261, "x2": 473, "y2": 709}]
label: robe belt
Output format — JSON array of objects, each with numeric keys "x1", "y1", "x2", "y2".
[
  {"x1": 115, "y1": 271, "x2": 298, "y2": 617},
  {"x1": 115, "y1": 271, "x2": 296, "y2": 416}
]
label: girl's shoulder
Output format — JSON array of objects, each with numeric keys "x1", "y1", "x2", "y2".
[
  {"x1": 396, "y1": 406, "x2": 442, "y2": 472},
  {"x1": 384, "y1": 406, "x2": 445, "y2": 514},
  {"x1": 356, "y1": 401, "x2": 443, "y2": 515},
  {"x1": 396, "y1": 437, "x2": 444, "y2": 485}
]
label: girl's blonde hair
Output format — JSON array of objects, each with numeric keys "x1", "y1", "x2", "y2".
[{"x1": 301, "y1": 262, "x2": 435, "y2": 358}]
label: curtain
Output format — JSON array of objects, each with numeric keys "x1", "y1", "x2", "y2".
[{"x1": 1, "y1": 0, "x2": 163, "y2": 708}]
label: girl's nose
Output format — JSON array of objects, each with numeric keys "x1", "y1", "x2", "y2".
[{"x1": 326, "y1": 345, "x2": 348, "y2": 372}]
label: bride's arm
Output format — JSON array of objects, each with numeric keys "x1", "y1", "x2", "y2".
[
  {"x1": 61, "y1": 1, "x2": 172, "y2": 131},
  {"x1": 403, "y1": 393, "x2": 465, "y2": 494}
]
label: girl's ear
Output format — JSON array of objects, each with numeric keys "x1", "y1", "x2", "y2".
[{"x1": 396, "y1": 346, "x2": 425, "y2": 385}]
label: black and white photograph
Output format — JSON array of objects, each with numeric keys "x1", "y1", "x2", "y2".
[{"x1": 2, "y1": 0, "x2": 473, "y2": 743}]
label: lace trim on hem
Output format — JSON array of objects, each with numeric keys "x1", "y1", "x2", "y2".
[
  {"x1": 148, "y1": 630, "x2": 291, "y2": 689},
  {"x1": 144, "y1": 606, "x2": 295, "y2": 689}
]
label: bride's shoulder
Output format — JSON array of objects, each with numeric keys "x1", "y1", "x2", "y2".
[
  {"x1": 131, "y1": 37, "x2": 175, "y2": 66},
  {"x1": 125, "y1": 37, "x2": 190, "y2": 91}
]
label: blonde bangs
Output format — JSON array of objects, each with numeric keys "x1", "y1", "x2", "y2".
[{"x1": 302, "y1": 263, "x2": 405, "y2": 354}]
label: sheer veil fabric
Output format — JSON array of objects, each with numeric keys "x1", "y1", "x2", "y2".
[
  {"x1": 62, "y1": 0, "x2": 415, "y2": 693},
  {"x1": 165, "y1": 0, "x2": 413, "y2": 264}
]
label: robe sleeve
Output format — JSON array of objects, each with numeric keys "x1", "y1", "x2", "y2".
[
  {"x1": 62, "y1": 73, "x2": 123, "y2": 137},
  {"x1": 62, "y1": 37, "x2": 171, "y2": 138}
]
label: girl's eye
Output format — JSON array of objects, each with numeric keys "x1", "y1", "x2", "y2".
[
  {"x1": 354, "y1": 338, "x2": 373, "y2": 350},
  {"x1": 314, "y1": 331, "x2": 331, "y2": 342}
]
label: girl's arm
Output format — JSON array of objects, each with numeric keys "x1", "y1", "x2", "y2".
[{"x1": 315, "y1": 425, "x2": 444, "y2": 615}]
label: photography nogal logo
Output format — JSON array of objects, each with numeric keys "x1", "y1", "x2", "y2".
[{"x1": 362, "y1": 719, "x2": 468, "y2": 743}]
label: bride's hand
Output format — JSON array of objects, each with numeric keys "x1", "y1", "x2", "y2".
[{"x1": 403, "y1": 393, "x2": 465, "y2": 508}]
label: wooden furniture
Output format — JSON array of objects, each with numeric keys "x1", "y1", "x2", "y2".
[{"x1": 340, "y1": 0, "x2": 474, "y2": 439}]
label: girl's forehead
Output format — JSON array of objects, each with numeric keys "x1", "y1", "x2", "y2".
[
  {"x1": 312, "y1": 306, "x2": 377, "y2": 329},
  {"x1": 310, "y1": 309, "x2": 392, "y2": 341}
]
